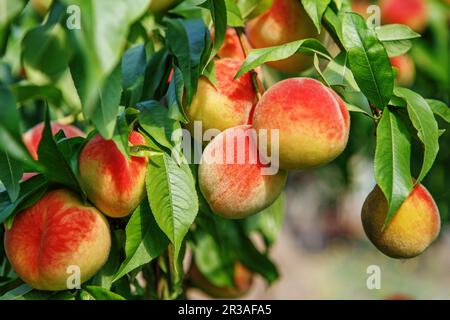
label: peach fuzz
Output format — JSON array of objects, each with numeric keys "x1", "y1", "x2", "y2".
[
  {"x1": 190, "y1": 262, "x2": 253, "y2": 298},
  {"x1": 4, "y1": 189, "x2": 111, "y2": 291},
  {"x1": 78, "y1": 131, "x2": 148, "y2": 218},
  {"x1": 245, "y1": 0, "x2": 320, "y2": 73},
  {"x1": 390, "y1": 54, "x2": 416, "y2": 87},
  {"x1": 199, "y1": 125, "x2": 286, "y2": 219},
  {"x1": 252, "y1": 78, "x2": 350, "y2": 170},
  {"x1": 361, "y1": 184, "x2": 441, "y2": 259},
  {"x1": 380, "y1": 0, "x2": 428, "y2": 32},
  {"x1": 186, "y1": 58, "x2": 257, "y2": 137},
  {"x1": 23, "y1": 122, "x2": 85, "y2": 160}
]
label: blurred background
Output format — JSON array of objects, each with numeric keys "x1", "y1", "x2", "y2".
[{"x1": 190, "y1": 0, "x2": 450, "y2": 299}]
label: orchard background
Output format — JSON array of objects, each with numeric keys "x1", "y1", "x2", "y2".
[{"x1": 0, "y1": 0, "x2": 449, "y2": 300}]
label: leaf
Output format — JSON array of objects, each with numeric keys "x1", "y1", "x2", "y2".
[
  {"x1": 164, "y1": 18, "x2": 208, "y2": 106},
  {"x1": 376, "y1": 24, "x2": 420, "y2": 57},
  {"x1": 342, "y1": 13, "x2": 394, "y2": 109},
  {"x1": 0, "y1": 150, "x2": 22, "y2": 202},
  {"x1": 10, "y1": 84, "x2": 63, "y2": 107},
  {"x1": 193, "y1": 229, "x2": 235, "y2": 288},
  {"x1": 236, "y1": 39, "x2": 331, "y2": 78},
  {"x1": 301, "y1": 0, "x2": 331, "y2": 33},
  {"x1": 113, "y1": 202, "x2": 168, "y2": 282},
  {"x1": 121, "y1": 44, "x2": 146, "y2": 107},
  {"x1": 36, "y1": 108, "x2": 82, "y2": 194},
  {"x1": 242, "y1": 193, "x2": 285, "y2": 246},
  {"x1": 394, "y1": 88, "x2": 439, "y2": 183},
  {"x1": 142, "y1": 49, "x2": 170, "y2": 101},
  {"x1": 81, "y1": 286, "x2": 126, "y2": 300},
  {"x1": 225, "y1": 0, "x2": 244, "y2": 27},
  {"x1": 137, "y1": 100, "x2": 181, "y2": 150},
  {"x1": 374, "y1": 108, "x2": 413, "y2": 225},
  {"x1": 0, "y1": 174, "x2": 48, "y2": 224},
  {"x1": 427, "y1": 99, "x2": 450, "y2": 123},
  {"x1": 146, "y1": 153, "x2": 199, "y2": 264},
  {"x1": 91, "y1": 65, "x2": 122, "y2": 139},
  {"x1": 0, "y1": 284, "x2": 32, "y2": 300},
  {"x1": 204, "y1": 0, "x2": 227, "y2": 59}
]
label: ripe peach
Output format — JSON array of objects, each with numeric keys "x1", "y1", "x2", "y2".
[
  {"x1": 199, "y1": 125, "x2": 286, "y2": 219},
  {"x1": 149, "y1": 0, "x2": 177, "y2": 13},
  {"x1": 217, "y1": 28, "x2": 247, "y2": 61},
  {"x1": 23, "y1": 122, "x2": 85, "y2": 160},
  {"x1": 352, "y1": 0, "x2": 371, "y2": 18},
  {"x1": 4, "y1": 189, "x2": 111, "y2": 291},
  {"x1": 245, "y1": 0, "x2": 320, "y2": 73},
  {"x1": 78, "y1": 131, "x2": 148, "y2": 218},
  {"x1": 361, "y1": 184, "x2": 441, "y2": 259},
  {"x1": 252, "y1": 78, "x2": 350, "y2": 170},
  {"x1": 390, "y1": 55, "x2": 416, "y2": 87},
  {"x1": 186, "y1": 58, "x2": 257, "y2": 137},
  {"x1": 190, "y1": 262, "x2": 253, "y2": 298},
  {"x1": 380, "y1": 0, "x2": 428, "y2": 32}
]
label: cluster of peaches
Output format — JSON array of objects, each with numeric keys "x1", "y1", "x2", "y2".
[{"x1": 4, "y1": 0, "x2": 440, "y2": 295}]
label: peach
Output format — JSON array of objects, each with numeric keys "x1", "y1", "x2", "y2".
[
  {"x1": 23, "y1": 122, "x2": 85, "y2": 160},
  {"x1": 78, "y1": 131, "x2": 148, "y2": 218},
  {"x1": 380, "y1": 0, "x2": 428, "y2": 32},
  {"x1": 190, "y1": 262, "x2": 253, "y2": 298},
  {"x1": 217, "y1": 28, "x2": 247, "y2": 61},
  {"x1": 31, "y1": 0, "x2": 52, "y2": 15},
  {"x1": 252, "y1": 78, "x2": 350, "y2": 170},
  {"x1": 199, "y1": 125, "x2": 286, "y2": 219},
  {"x1": 186, "y1": 58, "x2": 257, "y2": 137},
  {"x1": 390, "y1": 54, "x2": 416, "y2": 86},
  {"x1": 4, "y1": 189, "x2": 111, "y2": 291},
  {"x1": 361, "y1": 184, "x2": 441, "y2": 259},
  {"x1": 245, "y1": 0, "x2": 320, "y2": 73},
  {"x1": 352, "y1": 0, "x2": 371, "y2": 18},
  {"x1": 149, "y1": 0, "x2": 177, "y2": 13}
]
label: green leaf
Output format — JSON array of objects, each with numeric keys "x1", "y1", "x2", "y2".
[
  {"x1": 10, "y1": 84, "x2": 63, "y2": 107},
  {"x1": 113, "y1": 201, "x2": 169, "y2": 282},
  {"x1": 37, "y1": 108, "x2": 82, "y2": 193},
  {"x1": 225, "y1": 0, "x2": 244, "y2": 27},
  {"x1": 342, "y1": 13, "x2": 394, "y2": 109},
  {"x1": 81, "y1": 286, "x2": 126, "y2": 300},
  {"x1": 204, "y1": 0, "x2": 227, "y2": 59},
  {"x1": 301, "y1": 0, "x2": 331, "y2": 33},
  {"x1": 91, "y1": 65, "x2": 122, "y2": 139},
  {"x1": 394, "y1": 88, "x2": 439, "y2": 183},
  {"x1": 0, "y1": 150, "x2": 22, "y2": 202},
  {"x1": 22, "y1": 4, "x2": 72, "y2": 82},
  {"x1": 236, "y1": 38, "x2": 331, "y2": 78},
  {"x1": 166, "y1": 66, "x2": 188, "y2": 123},
  {"x1": 121, "y1": 44, "x2": 146, "y2": 107},
  {"x1": 376, "y1": 24, "x2": 420, "y2": 57},
  {"x1": 164, "y1": 18, "x2": 208, "y2": 106},
  {"x1": 374, "y1": 108, "x2": 413, "y2": 225},
  {"x1": 0, "y1": 174, "x2": 48, "y2": 224},
  {"x1": 0, "y1": 0, "x2": 27, "y2": 55},
  {"x1": 0, "y1": 284, "x2": 32, "y2": 300},
  {"x1": 242, "y1": 193, "x2": 285, "y2": 246},
  {"x1": 142, "y1": 49, "x2": 170, "y2": 101},
  {"x1": 137, "y1": 100, "x2": 181, "y2": 150},
  {"x1": 146, "y1": 153, "x2": 199, "y2": 264},
  {"x1": 427, "y1": 99, "x2": 450, "y2": 123}
]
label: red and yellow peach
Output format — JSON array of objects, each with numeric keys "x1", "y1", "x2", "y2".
[
  {"x1": 245, "y1": 0, "x2": 320, "y2": 73},
  {"x1": 4, "y1": 189, "x2": 111, "y2": 291},
  {"x1": 361, "y1": 184, "x2": 441, "y2": 259},
  {"x1": 78, "y1": 131, "x2": 148, "y2": 218},
  {"x1": 186, "y1": 58, "x2": 257, "y2": 137},
  {"x1": 379, "y1": 0, "x2": 428, "y2": 32},
  {"x1": 390, "y1": 54, "x2": 416, "y2": 87},
  {"x1": 252, "y1": 77, "x2": 350, "y2": 170},
  {"x1": 199, "y1": 125, "x2": 286, "y2": 219}
]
